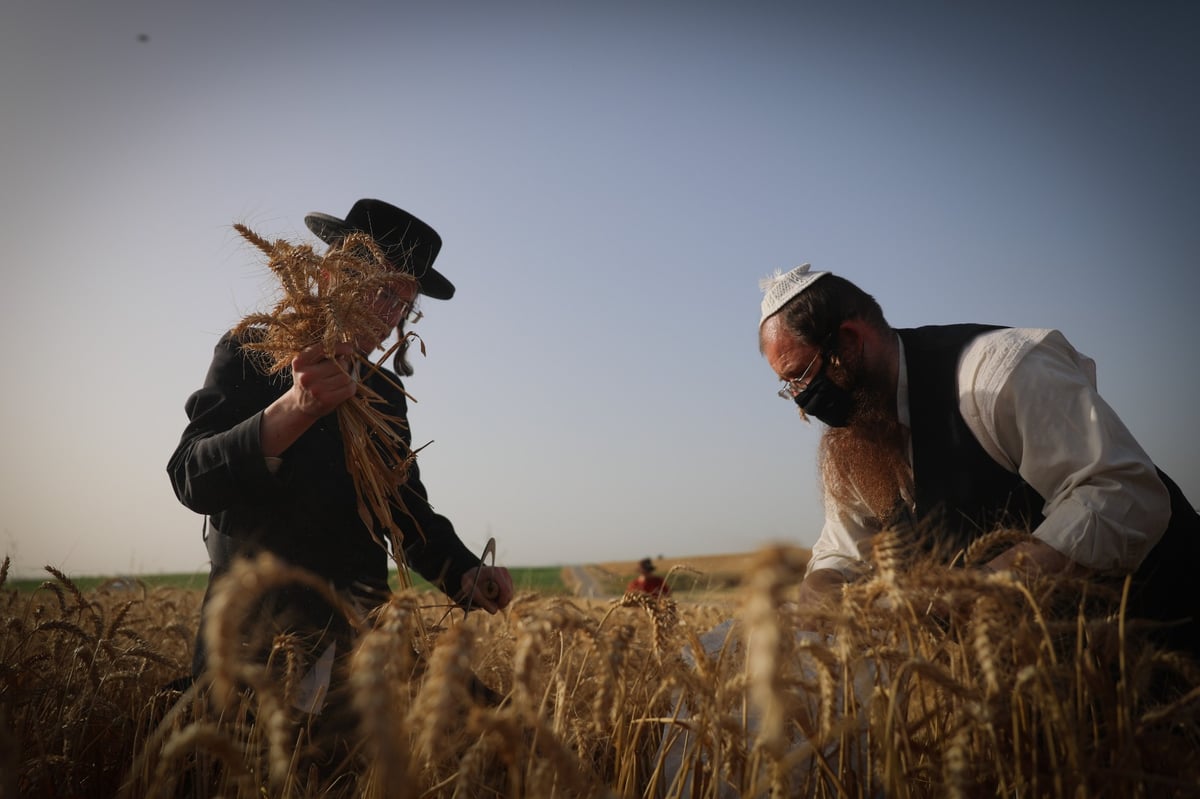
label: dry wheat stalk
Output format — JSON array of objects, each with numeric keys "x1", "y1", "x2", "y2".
[
  {"x1": 152, "y1": 722, "x2": 251, "y2": 798},
  {"x1": 231, "y1": 222, "x2": 424, "y2": 580},
  {"x1": 201, "y1": 551, "x2": 361, "y2": 713},
  {"x1": 350, "y1": 593, "x2": 422, "y2": 796},
  {"x1": 743, "y1": 544, "x2": 811, "y2": 757},
  {"x1": 412, "y1": 623, "x2": 476, "y2": 765},
  {"x1": 971, "y1": 595, "x2": 1005, "y2": 697}
]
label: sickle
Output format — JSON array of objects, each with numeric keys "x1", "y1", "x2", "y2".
[
  {"x1": 433, "y1": 535, "x2": 499, "y2": 627},
  {"x1": 450, "y1": 536, "x2": 498, "y2": 623},
  {"x1": 475, "y1": 536, "x2": 500, "y2": 601}
]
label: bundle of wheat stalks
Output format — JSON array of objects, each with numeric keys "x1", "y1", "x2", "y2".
[
  {"x1": 230, "y1": 223, "x2": 422, "y2": 579},
  {"x1": 5, "y1": 538, "x2": 1200, "y2": 798}
]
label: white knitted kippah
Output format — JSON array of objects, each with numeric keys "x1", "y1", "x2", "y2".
[{"x1": 759, "y1": 263, "x2": 829, "y2": 326}]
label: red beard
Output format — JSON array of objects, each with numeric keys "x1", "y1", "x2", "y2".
[{"x1": 818, "y1": 360, "x2": 911, "y2": 525}]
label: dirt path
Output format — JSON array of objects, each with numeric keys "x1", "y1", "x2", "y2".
[{"x1": 561, "y1": 565, "x2": 604, "y2": 598}]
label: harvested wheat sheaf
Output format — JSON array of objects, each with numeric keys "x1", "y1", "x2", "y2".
[{"x1": 230, "y1": 224, "x2": 424, "y2": 579}]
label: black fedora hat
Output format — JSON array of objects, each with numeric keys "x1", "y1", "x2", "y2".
[{"x1": 304, "y1": 199, "x2": 455, "y2": 300}]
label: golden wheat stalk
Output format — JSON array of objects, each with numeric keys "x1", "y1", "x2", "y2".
[
  {"x1": 231, "y1": 223, "x2": 423, "y2": 577},
  {"x1": 202, "y1": 551, "x2": 362, "y2": 711},
  {"x1": 350, "y1": 594, "x2": 423, "y2": 795}
]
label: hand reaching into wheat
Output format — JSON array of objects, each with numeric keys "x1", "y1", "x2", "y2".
[{"x1": 460, "y1": 565, "x2": 515, "y2": 614}]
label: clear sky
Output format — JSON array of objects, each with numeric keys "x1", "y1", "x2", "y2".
[{"x1": 2, "y1": 1, "x2": 1197, "y2": 579}]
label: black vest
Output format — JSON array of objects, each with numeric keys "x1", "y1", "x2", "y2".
[
  {"x1": 897, "y1": 324, "x2": 1200, "y2": 654},
  {"x1": 898, "y1": 325, "x2": 1044, "y2": 553}
]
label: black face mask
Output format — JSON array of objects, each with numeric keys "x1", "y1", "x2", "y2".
[{"x1": 793, "y1": 367, "x2": 854, "y2": 427}]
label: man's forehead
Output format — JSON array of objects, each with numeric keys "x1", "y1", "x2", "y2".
[{"x1": 762, "y1": 319, "x2": 816, "y2": 375}]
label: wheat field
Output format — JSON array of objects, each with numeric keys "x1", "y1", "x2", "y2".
[{"x1": 3, "y1": 536, "x2": 1199, "y2": 798}]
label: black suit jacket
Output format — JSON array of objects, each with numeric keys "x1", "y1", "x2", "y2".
[{"x1": 168, "y1": 330, "x2": 477, "y2": 602}]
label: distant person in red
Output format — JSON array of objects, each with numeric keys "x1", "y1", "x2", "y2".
[{"x1": 627, "y1": 557, "x2": 670, "y2": 596}]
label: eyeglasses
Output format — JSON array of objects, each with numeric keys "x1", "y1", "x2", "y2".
[{"x1": 777, "y1": 348, "x2": 825, "y2": 400}]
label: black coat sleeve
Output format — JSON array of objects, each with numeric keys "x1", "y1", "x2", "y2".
[
  {"x1": 167, "y1": 331, "x2": 481, "y2": 600},
  {"x1": 166, "y1": 332, "x2": 284, "y2": 514},
  {"x1": 379, "y1": 380, "x2": 480, "y2": 599}
]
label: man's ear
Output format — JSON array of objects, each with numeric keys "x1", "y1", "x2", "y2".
[{"x1": 833, "y1": 319, "x2": 867, "y2": 366}]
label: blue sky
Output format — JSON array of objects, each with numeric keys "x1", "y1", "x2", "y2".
[{"x1": 2, "y1": 1, "x2": 1197, "y2": 578}]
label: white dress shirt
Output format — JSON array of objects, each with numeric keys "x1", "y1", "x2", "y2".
[{"x1": 806, "y1": 328, "x2": 1170, "y2": 577}]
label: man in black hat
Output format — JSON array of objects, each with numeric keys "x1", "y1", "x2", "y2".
[{"x1": 168, "y1": 199, "x2": 514, "y2": 694}]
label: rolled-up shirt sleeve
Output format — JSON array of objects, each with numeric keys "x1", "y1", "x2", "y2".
[{"x1": 960, "y1": 329, "x2": 1170, "y2": 572}]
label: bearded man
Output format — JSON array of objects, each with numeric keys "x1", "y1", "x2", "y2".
[{"x1": 758, "y1": 264, "x2": 1200, "y2": 657}]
